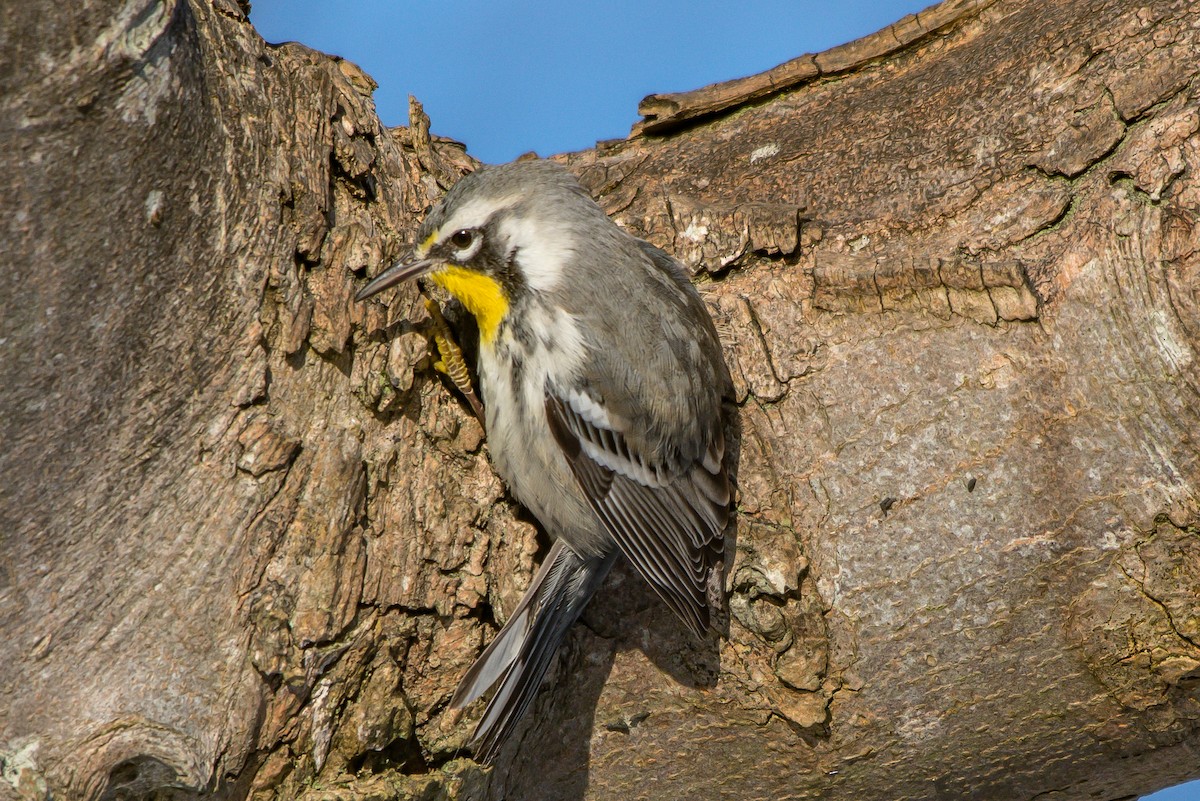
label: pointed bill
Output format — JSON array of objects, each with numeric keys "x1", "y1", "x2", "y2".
[{"x1": 354, "y1": 257, "x2": 437, "y2": 301}]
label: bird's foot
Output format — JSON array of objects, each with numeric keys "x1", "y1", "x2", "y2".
[{"x1": 425, "y1": 297, "x2": 486, "y2": 424}]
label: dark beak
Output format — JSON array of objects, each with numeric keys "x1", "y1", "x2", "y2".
[{"x1": 354, "y1": 257, "x2": 437, "y2": 302}]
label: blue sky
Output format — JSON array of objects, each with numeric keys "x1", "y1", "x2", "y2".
[
  {"x1": 249, "y1": 3, "x2": 1200, "y2": 799},
  {"x1": 252, "y1": 0, "x2": 936, "y2": 163}
]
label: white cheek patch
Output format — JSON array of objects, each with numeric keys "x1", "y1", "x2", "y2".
[
  {"x1": 500, "y1": 214, "x2": 575, "y2": 294},
  {"x1": 432, "y1": 191, "x2": 575, "y2": 294}
]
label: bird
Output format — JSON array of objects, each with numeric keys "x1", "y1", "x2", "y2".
[{"x1": 355, "y1": 159, "x2": 735, "y2": 762}]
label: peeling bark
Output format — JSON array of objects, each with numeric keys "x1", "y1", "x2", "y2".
[{"x1": 2, "y1": 1, "x2": 1198, "y2": 800}]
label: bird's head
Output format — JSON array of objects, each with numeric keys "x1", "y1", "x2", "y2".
[{"x1": 355, "y1": 160, "x2": 599, "y2": 343}]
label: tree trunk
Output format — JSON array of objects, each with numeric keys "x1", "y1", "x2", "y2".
[{"x1": 2, "y1": 0, "x2": 1198, "y2": 799}]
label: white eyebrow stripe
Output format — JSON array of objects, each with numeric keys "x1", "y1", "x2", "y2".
[{"x1": 437, "y1": 195, "x2": 521, "y2": 245}]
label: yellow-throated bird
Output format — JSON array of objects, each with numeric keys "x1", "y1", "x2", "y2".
[{"x1": 356, "y1": 160, "x2": 734, "y2": 762}]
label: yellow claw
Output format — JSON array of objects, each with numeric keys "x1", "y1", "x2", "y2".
[{"x1": 425, "y1": 298, "x2": 486, "y2": 424}]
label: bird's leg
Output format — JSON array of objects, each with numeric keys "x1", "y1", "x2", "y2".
[{"x1": 425, "y1": 297, "x2": 486, "y2": 425}]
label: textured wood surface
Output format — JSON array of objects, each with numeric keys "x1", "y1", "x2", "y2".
[{"x1": 1, "y1": 0, "x2": 1198, "y2": 799}]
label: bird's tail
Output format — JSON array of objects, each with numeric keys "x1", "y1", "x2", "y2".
[{"x1": 449, "y1": 539, "x2": 616, "y2": 763}]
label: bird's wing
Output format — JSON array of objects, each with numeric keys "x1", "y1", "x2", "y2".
[{"x1": 545, "y1": 389, "x2": 729, "y2": 638}]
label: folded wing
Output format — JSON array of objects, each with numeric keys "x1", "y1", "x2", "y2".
[{"x1": 545, "y1": 390, "x2": 729, "y2": 638}]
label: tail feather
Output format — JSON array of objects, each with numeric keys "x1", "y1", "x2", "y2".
[
  {"x1": 451, "y1": 539, "x2": 616, "y2": 763},
  {"x1": 449, "y1": 540, "x2": 569, "y2": 710}
]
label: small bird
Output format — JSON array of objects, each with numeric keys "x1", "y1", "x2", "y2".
[{"x1": 356, "y1": 160, "x2": 734, "y2": 762}]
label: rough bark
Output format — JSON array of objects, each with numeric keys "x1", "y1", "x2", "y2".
[{"x1": 2, "y1": 0, "x2": 1198, "y2": 799}]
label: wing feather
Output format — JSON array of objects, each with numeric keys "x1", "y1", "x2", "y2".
[{"x1": 546, "y1": 391, "x2": 728, "y2": 638}]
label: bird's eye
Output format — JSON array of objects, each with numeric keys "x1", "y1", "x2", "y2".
[{"x1": 450, "y1": 229, "x2": 477, "y2": 249}]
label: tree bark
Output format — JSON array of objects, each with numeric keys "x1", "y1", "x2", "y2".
[{"x1": 2, "y1": 0, "x2": 1198, "y2": 799}]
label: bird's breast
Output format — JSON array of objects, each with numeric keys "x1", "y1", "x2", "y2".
[{"x1": 477, "y1": 306, "x2": 609, "y2": 557}]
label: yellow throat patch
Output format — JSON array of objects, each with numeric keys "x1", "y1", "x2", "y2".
[{"x1": 430, "y1": 266, "x2": 509, "y2": 344}]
